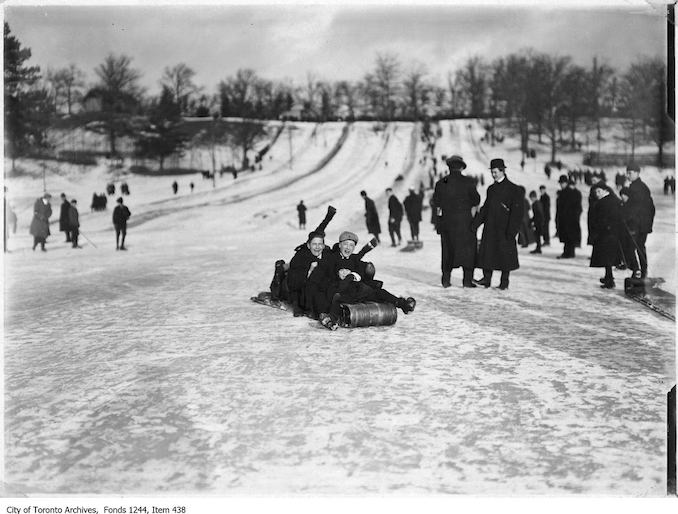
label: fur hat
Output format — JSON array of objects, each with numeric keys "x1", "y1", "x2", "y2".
[
  {"x1": 626, "y1": 162, "x2": 640, "y2": 172},
  {"x1": 339, "y1": 231, "x2": 359, "y2": 244}
]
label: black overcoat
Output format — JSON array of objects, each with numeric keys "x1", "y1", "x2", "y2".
[
  {"x1": 403, "y1": 192, "x2": 422, "y2": 223},
  {"x1": 473, "y1": 178, "x2": 524, "y2": 271},
  {"x1": 555, "y1": 187, "x2": 582, "y2": 246},
  {"x1": 59, "y1": 200, "x2": 71, "y2": 232},
  {"x1": 589, "y1": 193, "x2": 622, "y2": 268},
  {"x1": 364, "y1": 197, "x2": 381, "y2": 235},
  {"x1": 288, "y1": 245, "x2": 332, "y2": 309},
  {"x1": 388, "y1": 195, "x2": 403, "y2": 221},
  {"x1": 627, "y1": 178, "x2": 655, "y2": 234},
  {"x1": 432, "y1": 170, "x2": 481, "y2": 268}
]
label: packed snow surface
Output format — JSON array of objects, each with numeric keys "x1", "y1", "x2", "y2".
[{"x1": 3, "y1": 120, "x2": 675, "y2": 495}]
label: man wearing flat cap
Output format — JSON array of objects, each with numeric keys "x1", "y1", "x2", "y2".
[
  {"x1": 625, "y1": 163, "x2": 655, "y2": 278},
  {"x1": 432, "y1": 154, "x2": 481, "y2": 288},
  {"x1": 308, "y1": 230, "x2": 415, "y2": 329},
  {"x1": 472, "y1": 159, "x2": 524, "y2": 290}
]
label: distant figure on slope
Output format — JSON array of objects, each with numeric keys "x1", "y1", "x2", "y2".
[
  {"x1": 30, "y1": 192, "x2": 52, "y2": 252},
  {"x1": 172, "y1": 181, "x2": 178, "y2": 195},
  {"x1": 68, "y1": 199, "x2": 81, "y2": 249},
  {"x1": 517, "y1": 190, "x2": 534, "y2": 248},
  {"x1": 528, "y1": 190, "x2": 544, "y2": 254},
  {"x1": 112, "y1": 197, "x2": 131, "y2": 251},
  {"x1": 59, "y1": 193, "x2": 72, "y2": 243},
  {"x1": 297, "y1": 200, "x2": 307, "y2": 230},
  {"x1": 432, "y1": 155, "x2": 480, "y2": 288},
  {"x1": 555, "y1": 175, "x2": 582, "y2": 259},
  {"x1": 589, "y1": 184, "x2": 623, "y2": 289},
  {"x1": 472, "y1": 158, "x2": 524, "y2": 290},
  {"x1": 385, "y1": 188, "x2": 403, "y2": 247},
  {"x1": 403, "y1": 188, "x2": 423, "y2": 241},
  {"x1": 360, "y1": 190, "x2": 381, "y2": 244},
  {"x1": 190, "y1": 182, "x2": 194, "y2": 193}
]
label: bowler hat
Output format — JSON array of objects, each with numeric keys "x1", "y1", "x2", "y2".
[
  {"x1": 489, "y1": 158, "x2": 506, "y2": 170},
  {"x1": 626, "y1": 163, "x2": 640, "y2": 172},
  {"x1": 445, "y1": 155, "x2": 467, "y2": 170}
]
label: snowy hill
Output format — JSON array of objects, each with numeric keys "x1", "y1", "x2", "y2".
[{"x1": 2, "y1": 120, "x2": 675, "y2": 495}]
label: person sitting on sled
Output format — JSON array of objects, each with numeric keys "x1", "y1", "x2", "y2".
[{"x1": 309, "y1": 231, "x2": 416, "y2": 330}]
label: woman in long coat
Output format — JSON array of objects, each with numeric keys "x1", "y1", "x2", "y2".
[
  {"x1": 361, "y1": 191, "x2": 381, "y2": 243},
  {"x1": 555, "y1": 177, "x2": 582, "y2": 258},
  {"x1": 30, "y1": 193, "x2": 52, "y2": 251},
  {"x1": 589, "y1": 185, "x2": 622, "y2": 289}
]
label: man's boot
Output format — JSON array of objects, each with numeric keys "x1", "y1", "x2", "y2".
[
  {"x1": 462, "y1": 268, "x2": 477, "y2": 288},
  {"x1": 441, "y1": 273, "x2": 451, "y2": 288}
]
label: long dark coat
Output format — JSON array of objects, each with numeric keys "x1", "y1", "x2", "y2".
[
  {"x1": 59, "y1": 200, "x2": 71, "y2": 232},
  {"x1": 555, "y1": 187, "x2": 582, "y2": 246},
  {"x1": 432, "y1": 170, "x2": 481, "y2": 268},
  {"x1": 364, "y1": 196, "x2": 381, "y2": 235},
  {"x1": 587, "y1": 182, "x2": 613, "y2": 245},
  {"x1": 388, "y1": 195, "x2": 403, "y2": 221},
  {"x1": 296, "y1": 202, "x2": 307, "y2": 224},
  {"x1": 113, "y1": 205, "x2": 131, "y2": 227},
  {"x1": 473, "y1": 178, "x2": 524, "y2": 271},
  {"x1": 540, "y1": 192, "x2": 551, "y2": 223},
  {"x1": 627, "y1": 178, "x2": 655, "y2": 234},
  {"x1": 403, "y1": 192, "x2": 422, "y2": 223},
  {"x1": 68, "y1": 204, "x2": 80, "y2": 229},
  {"x1": 589, "y1": 193, "x2": 622, "y2": 268},
  {"x1": 29, "y1": 198, "x2": 52, "y2": 239},
  {"x1": 531, "y1": 199, "x2": 545, "y2": 234},
  {"x1": 287, "y1": 245, "x2": 332, "y2": 310}
]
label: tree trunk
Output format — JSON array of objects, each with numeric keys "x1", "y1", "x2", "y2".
[
  {"x1": 551, "y1": 125, "x2": 557, "y2": 163},
  {"x1": 159, "y1": 155, "x2": 164, "y2": 171},
  {"x1": 630, "y1": 118, "x2": 636, "y2": 159},
  {"x1": 570, "y1": 115, "x2": 576, "y2": 150}
]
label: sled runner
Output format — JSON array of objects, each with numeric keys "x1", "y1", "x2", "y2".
[
  {"x1": 251, "y1": 291, "x2": 289, "y2": 311},
  {"x1": 624, "y1": 277, "x2": 675, "y2": 321},
  {"x1": 400, "y1": 240, "x2": 424, "y2": 252}
]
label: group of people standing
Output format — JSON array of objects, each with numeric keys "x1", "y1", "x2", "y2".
[
  {"x1": 25, "y1": 192, "x2": 132, "y2": 252},
  {"x1": 359, "y1": 187, "x2": 424, "y2": 247}
]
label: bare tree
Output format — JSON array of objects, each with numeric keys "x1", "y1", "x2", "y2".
[
  {"x1": 402, "y1": 61, "x2": 429, "y2": 120},
  {"x1": 367, "y1": 52, "x2": 401, "y2": 121},
  {"x1": 160, "y1": 63, "x2": 201, "y2": 115}
]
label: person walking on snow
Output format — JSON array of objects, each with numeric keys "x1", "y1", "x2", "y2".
[
  {"x1": 172, "y1": 181, "x2": 178, "y2": 195},
  {"x1": 589, "y1": 184, "x2": 623, "y2": 289},
  {"x1": 297, "y1": 200, "x2": 307, "y2": 230},
  {"x1": 30, "y1": 192, "x2": 52, "y2": 252},
  {"x1": 360, "y1": 190, "x2": 381, "y2": 244},
  {"x1": 113, "y1": 197, "x2": 131, "y2": 250},
  {"x1": 68, "y1": 199, "x2": 81, "y2": 249},
  {"x1": 403, "y1": 188, "x2": 423, "y2": 241},
  {"x1": 59, "y1": 193, "x2": 72, "y2": 243},
  {"x1": 386, "y1": 188, "x2": 403, "y2": 246}
]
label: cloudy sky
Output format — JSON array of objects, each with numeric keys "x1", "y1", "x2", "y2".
[{"x1": 3, "y1": 0, "x2": 669, "y2": 94}]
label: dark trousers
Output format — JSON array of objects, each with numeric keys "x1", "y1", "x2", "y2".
[
  {"x1": 631, "y1": 231, "x2": 649, "y2": 276},
  {"x1": 483, "y1": 269, "x2": 510, "y2": 287},
  {"x1": 440, "y1": 231, "x2": 474, "y2": 284},
  {"x1": 408, "y1": 221, "x2": 420, "y2": 240},
  {"x1": 563, "y1": 242, "x2": 575, "y2": 257},
  {"x1": 329, "y1": 283, "x2": 398, "y2": 322},
  {"x1": 533, "y1": 228, "x2": 543, "y2": 250},
  {"x1": 115, "y1": 224, "x2": 127, "y2": 248},
  {"x1": 71, "y1": 228, "x2": 79, "y2": 248},
  {"x1": 543, "y1": 221, "x2": 550, "y2": 244},
  {"x1": 388, "y1": 220, "x2": 402, "y2": 245},
  {"x1": 64, "y1": 229, "x2": 71, "y2": 242},
  {"x1": 32, "y1": 236, "x2": 46, "y2": 250}
]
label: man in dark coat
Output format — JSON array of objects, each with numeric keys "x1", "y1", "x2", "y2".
[
  {"x1": 172, "y1": 181, "x2": 178, "y2": 195},
  {"x1": 386, "y1": 188, "x2": 404, "y2": 246},
  {"x1": 112, "y1": 197, "x2": 131, "y2": 250},
  {"x1": 360, "y1": 190, "x2": 381, "y2": 243},
  {"x1": 472, "y1": 158, "x2": 524, "y2": 290},
  {"x1": 528, "y1": 190, "x2": 545, "y2": 254},
  {"x1": 589, "y1": 185, "x2": 622, "y2": 289},
  {"x1": 432, "y1": 154, "x2": 481, "y2": 288},
  {"x1": 296, "y1": 200, "x2": 307, "y2": 229},
  {"x1": 287, "y1": 230, "x2": 331, "y2": 316},
  {"x1": 30, "y1": 193, "x2": 52, "y2": 252},
  {"x1": 59, "y1": 193, "x2": 72, "y2": 242},
  {"x1": 555, "y1": 175, "x2": 582, "y2": 259},
  {"x1": 309, "y1": 231, "x2": 415, "y2": 330},
  {"x1": 68, "y1": 199, "x2": 81, "y2": 249},
  {"x1": 539, "y1": 185, "x2": 551, "y2": 246},
  {"x1": 625, "y1": 163, "x2": 655, "y2": 278},
  {"x1": 403, "y1": 188, "x2": 423, "y2": 241},
  {"x1": 586, "y1": 175, "x2": 614, "y2": 246}
]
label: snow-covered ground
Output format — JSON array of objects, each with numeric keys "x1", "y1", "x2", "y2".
[{"x1": 2, "y1": 120, "x2": 675, "y2": 495}]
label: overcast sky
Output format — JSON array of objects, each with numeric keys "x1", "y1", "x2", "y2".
[{"x1": 3, "y1": 0, "x2": 669, "y2": 95}]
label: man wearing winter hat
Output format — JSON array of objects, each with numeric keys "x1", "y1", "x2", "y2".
[
  {"x1": 432, "y1": 154, "x2": 481, "y2": 288},
  {"x1": 472, "y1": 158, "x2": 524, "y2": 290},
  {"x1": 29, "y1": 192, "x2": 52, "y2": 252},
  {"x1": 625, "y1": 163, "x2": 655, "y2": 278},
  {"x1": 309, "y1": 230, "x2": 415, "y2": 330}
]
